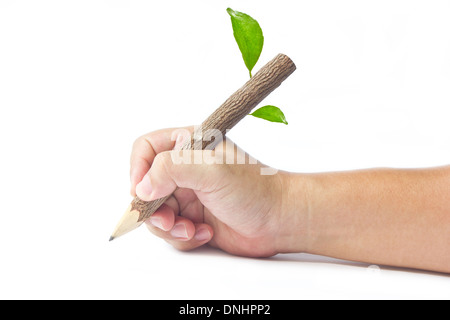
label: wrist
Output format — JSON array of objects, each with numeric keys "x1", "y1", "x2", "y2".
[{"x1": 274, "y1": 171, "x2": 314, "y2": 254}]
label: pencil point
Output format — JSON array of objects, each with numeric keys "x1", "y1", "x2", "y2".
[{"x1": 109, "y1": 236, "x2": 115, "y2": 242}]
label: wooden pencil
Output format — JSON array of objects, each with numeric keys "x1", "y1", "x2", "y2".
[{"x1": 109, "y1": 53, "x2": 296, "y2": 241}]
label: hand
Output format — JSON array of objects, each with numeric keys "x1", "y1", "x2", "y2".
[
  {"x1": 129, "y1": 127, "x2": 450, "y2": 272},
  {"x1": 130, "y1": 127, "x2": 304, "y2": 257}
]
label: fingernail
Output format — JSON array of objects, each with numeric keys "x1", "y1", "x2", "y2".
[
  {"x1": 130, "y1": 169, "x2": 138, "y2": 196},
  {"x1": 130, "y1": 168, "x2": 138, "y2": 185},
  {"x1": 136, "y1": 176, "x2": 152, "y2": 200},
  {"x1": 170, "y1": 223, "x2": 188, "y2": 239},
  {"x1": 194, "y1": 227, "x2": 211, "y2": 242},
  {"x1": 149, "y1": 217, "x2": 164, "y2": 230}
]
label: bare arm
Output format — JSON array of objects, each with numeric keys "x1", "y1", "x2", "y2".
[
  {"x1": 282, "y1": 166, "x2": 450, "y2": 273},
  {"x1": 130, "y1": 128, "x2": 450, "y2": 273}
]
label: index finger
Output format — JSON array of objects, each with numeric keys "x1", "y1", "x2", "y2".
[{"x1": 130, "y1": 126, "x2": 193, "y2": 196}]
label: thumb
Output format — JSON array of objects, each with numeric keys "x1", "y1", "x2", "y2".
[{"x1": 135, "y1": 150, "x2": 227, "y2": 201}]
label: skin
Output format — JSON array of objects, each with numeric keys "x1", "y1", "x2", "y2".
[{"x1": 130, "y1": 127, "x2": 450, "y2": 273}]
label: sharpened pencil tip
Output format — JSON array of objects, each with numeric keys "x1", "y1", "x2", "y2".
[{"x1": 109, "y1": 236, "x2": 115, "y2": 242}]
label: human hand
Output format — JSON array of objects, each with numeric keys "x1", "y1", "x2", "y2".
[
  {"x1": 131, "y1": 128, "x2": 450, "y2": 272},
  {"x1": 130, "y1": 127, "x2": 306, "y2": 257}
]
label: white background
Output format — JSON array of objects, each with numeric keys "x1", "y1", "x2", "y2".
[{"x1": 0, "y1": 0, "x2": 449, "y2": 299}]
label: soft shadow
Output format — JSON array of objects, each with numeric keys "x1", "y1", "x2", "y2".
[
  {"x1": 172, "y1": 245, "x2": 233, "y2": 258},
  {"x1": 269, "y1": 253, "x2": 450, "y2": 277},
  {"x1": 183, "y1": 246, "x2": 450, "y2": 277},
  {"x1": 269, "y1": 252, "x2": 369, "y2": 268}
]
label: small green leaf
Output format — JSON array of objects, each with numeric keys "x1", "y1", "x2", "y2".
[
  {"x1": 250, "y1": 106, "x2": 288, "y2": 125},
  {"x1": 227, "y1": 8, "x2": 264, "y2": 78}
]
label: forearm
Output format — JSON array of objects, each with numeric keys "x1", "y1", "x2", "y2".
[{"x1": 281, "y1": 166, "x2": 450, "y2": 273}]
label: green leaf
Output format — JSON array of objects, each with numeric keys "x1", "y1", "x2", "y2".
[
  {"x1": 250, "y1": 106, "x2": 288, "y2": 125},
  {"x1": 227, "y1": 8, "x2": 264, "y2": 78}
]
